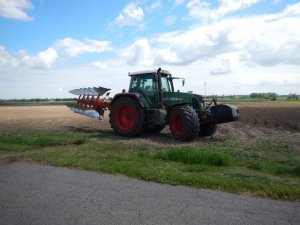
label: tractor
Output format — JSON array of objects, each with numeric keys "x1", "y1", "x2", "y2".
[{"x1": 67, "y1": 68, "x2": 239, "y2": 141}]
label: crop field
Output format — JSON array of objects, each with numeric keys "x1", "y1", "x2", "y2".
[{"x1": 0, "y1": 103, "x2": 300, "y2": 200}]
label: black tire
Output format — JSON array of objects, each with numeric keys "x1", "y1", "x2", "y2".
[
  {"x1": 146, "y1": 125, "x2": 165, "y2": 133},
  {"x1": 109, "y1": 97, "x2": 146, "y2": 137},
  {"x1": 199, "y1": 123, "x2": 217, "y2": 137},
  {"x1": 169, "y1": 105, "x2": 199, "y2": 141}
]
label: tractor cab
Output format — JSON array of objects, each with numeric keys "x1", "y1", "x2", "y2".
[
  {"x1": 128, "y1": 69, "x2": 202, "y2": 111},
  {"x1": 128, "y1": 70, "x2": 173, "y2": 108},
  {"x1": 128, "y1": 70, "x2": 172, "y2": 92}
]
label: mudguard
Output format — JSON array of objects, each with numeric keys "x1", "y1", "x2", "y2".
[{"x1": 110, "y1": 93, "x2": 150, "y2": 108}]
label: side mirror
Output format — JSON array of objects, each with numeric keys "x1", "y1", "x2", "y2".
[{"x1": 182, "y1": 79, "x2": 185, "y2": 87}]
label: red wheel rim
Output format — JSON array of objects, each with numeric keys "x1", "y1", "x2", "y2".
[
  {"x1": 171, "y1": 114, "x2": 183, "y2": 135},
  {"x1": 114, "y1": 106, "x2": 136, "y2": 131}
]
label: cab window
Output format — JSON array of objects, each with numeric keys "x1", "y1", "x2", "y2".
[
  {"x1": 161, "y1": 76, "x2": 170, "y2": 92},
  {"x1": 129, "y1": 76, "x2": 138, "y2": 92},
  {"x1": 139, "y1": 74, "x2": 156, "y2": 92}
]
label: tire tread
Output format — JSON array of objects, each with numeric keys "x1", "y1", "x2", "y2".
[{"x1": 169, "y1": 105, "x2": 199, "y2": 141}]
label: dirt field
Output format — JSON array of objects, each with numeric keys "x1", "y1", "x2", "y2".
[{"x1": 0, "y1": 103, "x2": 299, "y2": 147}]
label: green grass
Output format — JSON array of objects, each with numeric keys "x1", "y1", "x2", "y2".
[
  {"x1": 0, "y1": 131, "x2": 87, "y2": 153},
  {"x1": 0, "y1": 130, "x2": 299, "y2": 201},
  {"x1": 153, "y1": 148, "x2": 232, "y2": 166}
]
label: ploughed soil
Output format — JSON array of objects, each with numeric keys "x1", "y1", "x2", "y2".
[{"x1": 0, "y1": 102, "x2": 299, "y2": 147}]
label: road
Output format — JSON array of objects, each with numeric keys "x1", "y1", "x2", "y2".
[{"x1": 0, "y1": 161, "x2": 299, "y2": 225}]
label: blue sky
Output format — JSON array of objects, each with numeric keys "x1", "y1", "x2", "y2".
[{"x1": 0, "y1": 0, "x2": 300, "y2": 99}]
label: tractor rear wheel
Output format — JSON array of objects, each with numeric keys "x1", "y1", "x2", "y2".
[
  {"x1": 199, "y1": 123, "x2": 217, "y2": 137},
  {"x1": 169, "y1": 105, "x2": 199, "y2": 141},
  {"x1": 110, "y1": 97, "x2": 146, "y2": 137}
]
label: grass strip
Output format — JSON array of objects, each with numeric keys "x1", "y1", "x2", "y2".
[{"x1": 0, "y1": 131, "x2": 299, "y2": 201}]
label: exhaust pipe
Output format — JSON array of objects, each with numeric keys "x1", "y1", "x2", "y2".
[{"x1": 157, "y1": 68, "x2": 164, "y2": 109}]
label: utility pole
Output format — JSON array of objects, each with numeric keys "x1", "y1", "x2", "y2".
[{"x1": 204, "y1": 81, "x2": 207, "y2": 96}]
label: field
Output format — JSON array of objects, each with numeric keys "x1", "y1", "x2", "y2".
[
  {"x1": 0, "y1": 103, "x2": 300, "y2": 200},
  {"x1": 0, "y1": 103, "x2": 299, "y2": 144}
]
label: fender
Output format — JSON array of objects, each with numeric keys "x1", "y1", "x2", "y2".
[{"x1": 110, "y1": 93, "x2": 149, "y2": 108}]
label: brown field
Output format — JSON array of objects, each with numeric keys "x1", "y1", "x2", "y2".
[{"x1": 0, "y1": 102, "x2": 299, "y2": 147}]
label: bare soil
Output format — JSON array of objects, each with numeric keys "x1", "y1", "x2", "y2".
[{"x1": 0, "y1": 103, "x2": 299, "y2": 147}]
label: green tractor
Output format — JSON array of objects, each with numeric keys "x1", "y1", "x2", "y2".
[{"x1": 68, "y1": 68, "x2": 239, "y2": 141}]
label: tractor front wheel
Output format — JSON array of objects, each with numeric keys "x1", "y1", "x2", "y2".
[
  {"x1": 169, "y1": 105, "x2": 199, "y2": 141},
  {"x1": 110, "y1": 97, "x2": 146, "y2": 137}
]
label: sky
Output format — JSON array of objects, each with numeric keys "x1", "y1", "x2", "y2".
[{"x1": 0, "y1": 0, "x2": 299, "y2": 99}]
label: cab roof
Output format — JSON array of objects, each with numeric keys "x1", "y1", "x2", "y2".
[{"x1": 128, "y1": 69, "x2": 171, "y2": 76}]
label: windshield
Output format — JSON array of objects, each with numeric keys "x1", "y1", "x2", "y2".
[
  {"x1": 161, "y1": 76, "x2": 170, "y2": 92},
  {"x1": 139, "y1": 74, "x2": 156, "y2": 92}
]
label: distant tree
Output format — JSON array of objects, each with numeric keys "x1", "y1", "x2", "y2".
[
  {"x1": 287, "y1": 93, "x2": 299, "y2": 100},
  {"x1": 268, "y1": 92, "x2": 278, "y2": 101},
  {"x1": 250, "y1": 93, "x2": 259, "y2": 98}
]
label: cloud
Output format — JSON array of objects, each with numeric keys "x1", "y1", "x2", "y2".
[
  {"x1": 114, "y1": 3, "x2": 144, "y2": 27},
  {"x1": 91, "y1": 61, "x2": 108, "y2": 70},
  {"x1": 0, "y1": 46, "x2": 57, "y2": 69},
  {"x1": 175, "y1": 0, "x2": 185, "y2": 5},
  {"x1": 227, "y1": 4, "x2": 300, "y2": 66},
  {"x1": 0, "y1": 45, "x2": 18, "y2": 66},
  {"x1": 186, "y1": 0, "x2": 262, "y2": 21},
  {"x1": 18, "y1": 48, "x2": 58, "y2": 68},
  {"x1": 155, "y1": 48, "x2": 181, "y2": 64},
  {"x1": 0, "y1": 0, "x2": 33, "y2": 21},
  {"x1": 3, "y1": 2, "x2": 296, "y2": 71},
  {"x1": 209, "y1": 59, "x2": 231, "y2": 75},
  {"x1": 53, "y1": 38, "x2": 111, "y2": 57},
  {"x1": 120, "y1": 38, "x2": 182, "y2": 65},
  {"x1": 164, "y1": 15, "x2": 177, "y2": 25},
  {"x1": 121, "y1": 39, "x2": 153, "y2": 65},
  {"x1": 119, "y1": 2, "x2": 300, "y2": 72},
  {"x1": 1, "y1": 3, "x2": 300, "y2": 99},
  {"x1": 146, "y1": 1, "x2": 162, "y2": 12},
  {"x1": 0, "y1": 38, "x2": 111, "y2": 69}
]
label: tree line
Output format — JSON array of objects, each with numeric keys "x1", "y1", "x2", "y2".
[
  {"x1": 0, "y1": 98, "x2": 76, "y2": 103},
  {"x1": 206, "y1": 93, "x2": 299, "y2": 101},
  {"x1": 249, "y1": 92, "x2": 278, "y2": 100}
]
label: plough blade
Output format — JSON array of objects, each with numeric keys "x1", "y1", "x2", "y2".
[
  {"x1": 69, "y1": 86, "x2": 111, "y2": 96},
  {"x1": 67, "y1": 104, "x2": 104, "y2": 120}
]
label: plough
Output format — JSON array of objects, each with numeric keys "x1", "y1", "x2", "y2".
[{"x1": 67, "y1": 87, "x2": 111, "y2": 120}]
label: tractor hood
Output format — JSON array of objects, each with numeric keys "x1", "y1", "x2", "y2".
[{"x1": 163, "y1": 92, "x2": 202, "y2": 111}]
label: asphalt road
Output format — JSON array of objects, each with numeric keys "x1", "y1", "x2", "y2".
[{"x1": 0, "y1": 161, "x2": 299, "y2": 225}]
